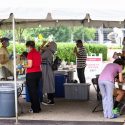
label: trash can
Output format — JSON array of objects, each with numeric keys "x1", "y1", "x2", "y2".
[
  {"x1": 55, "y1": 74, "x2": 67, "y2": 97},
  {"x1": 0, "y1": 84, "x2": 15, "y2": 117}
]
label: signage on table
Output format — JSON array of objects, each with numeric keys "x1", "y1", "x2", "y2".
[{"x1": 85, "y1": 54, "x2": 102, "y2": 81}]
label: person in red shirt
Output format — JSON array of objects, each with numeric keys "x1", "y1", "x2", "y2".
[{"x1": 24, "y1": 41, "x2": 42, "y2": 113}]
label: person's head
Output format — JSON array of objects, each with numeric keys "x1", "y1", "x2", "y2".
[
  {"x1": 26, "y1": 41, "x2": 35, "y2": 52},
  {"x1": 46, "y1": 41, "x2": 57, "y2": 53},
  {"x1": 21, "y1": 51, "x2": 28, "y2": 59},
  {"x1": 76, "y1": 40, "x2": 83, "y2": 47},
  {"x1": 1, "y1": 37, "x2": 10, "y2": 48},
  {"x1": 113, "y1": 58, "x2": 125, "y2": 69}
]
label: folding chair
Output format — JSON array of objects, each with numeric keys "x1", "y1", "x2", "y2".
[{"x1": 92, "y1": 77, "x2": 102, "y2": 112}]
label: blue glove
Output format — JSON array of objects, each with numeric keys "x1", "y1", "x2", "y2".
[{"x1": 17, "y1": 64, "x2": 23, "y2": 70}]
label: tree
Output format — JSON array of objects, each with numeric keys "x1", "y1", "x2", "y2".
[
  {"x1": 73, "y1": 27, "x2": 96, "y2": 42},
  {"x1": 16, "y1": 27, "x2": 25, "y2": 42},
  {"x1": 0, "y1": 30, "x2": 13, "y2": 40},
  {"x1": 84, "y1": 27, "x2": 96, "y2": 41}
]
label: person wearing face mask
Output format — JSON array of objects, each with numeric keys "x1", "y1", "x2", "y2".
[
  {"x1": 24, "y1": 41, "x2": 42, "y2": 113},
  {"x1": 41, "y1": 41, "x2": 57, "y2": 105},
  {"x1": 0, "y1": 37, "x2": 13, "y2": 80}
]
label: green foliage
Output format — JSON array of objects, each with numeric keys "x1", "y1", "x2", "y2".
[
  {"x1": 73, "y1": 27, "x2": 96, "y2": 41},
  {"x1": 7, "y1": 42, "x2": 107, "y2": 61},
  {"x1": 84, "y1": 27, "x2": 96, "y2": 41},
  {"x1": 56, "y1": 43, "x2": 107, "y2": 62},
  {"x1": 86, "y1": 44, "x2": 107, "y2": 60},
  {"x1": 8, "y1": 42, "x2": 26, "y2": 55},
  {"x1": 0, "y1": 26, "x2": 96, "y2": 43},
  {"x1": 56, "y1": 43, "x2": 76, "y2": 63},
  {"x1": 23, "y1": 26, "x2": 71, "y2": 42}
]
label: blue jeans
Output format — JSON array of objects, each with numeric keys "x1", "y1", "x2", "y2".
[{"x1": 99, "y1": 80, "x2": 114, "y2": 118}]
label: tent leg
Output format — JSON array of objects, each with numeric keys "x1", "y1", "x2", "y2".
[{"x1": 12, "y1": 14, "x2": 19, "y2": 125}]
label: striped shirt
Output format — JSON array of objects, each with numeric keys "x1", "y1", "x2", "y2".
[{"x1": 76, "y1": 46, "x2": 87, "y2": 68}]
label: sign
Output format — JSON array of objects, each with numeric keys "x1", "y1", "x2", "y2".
[{"x1": 85, "y1": 54, "x2": 102, "y2": 81}]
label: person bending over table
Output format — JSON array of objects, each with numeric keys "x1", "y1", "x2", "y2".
[
  {"x1": 24, "y1": 41, "x2": 42, "y2": 113},
  {"x1": 98, "y1": 59, "x2": 125, "y2": 119}
]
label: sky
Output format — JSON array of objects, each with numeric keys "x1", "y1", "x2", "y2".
[{"x1": 1, "y1": 0, "x2": 125, "y2": 10}]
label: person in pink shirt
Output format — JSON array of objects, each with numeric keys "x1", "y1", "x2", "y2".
[{"x1": 99, "y1": 59, "x2": 124, "y2": 119}]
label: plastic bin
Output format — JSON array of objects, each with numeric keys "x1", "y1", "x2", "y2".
[
  {"x1": 64, "y1": 83, "x2": 90, "y2": 100},
  {"x1": 55, "y1": 74, "x2": 67, "y2": 97},
  {"x1": 0, "y1": 84, "x2": 15, "y2": 117}
]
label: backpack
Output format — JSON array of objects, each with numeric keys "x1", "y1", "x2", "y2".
[{"x1": 52, "y1": 56, "x2": 61, "y2": 71}]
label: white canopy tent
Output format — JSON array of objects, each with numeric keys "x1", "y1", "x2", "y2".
[
  {"x1": 0, "y1": 0, "x2": 125, "y2": 124},
  {"x1": 1, "y1": 0, "x2": 125, "y2": 28}
]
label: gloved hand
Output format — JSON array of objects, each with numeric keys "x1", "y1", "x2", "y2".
[{"x1": 17, "y1": 64, "x2": 23, "y2": 70}]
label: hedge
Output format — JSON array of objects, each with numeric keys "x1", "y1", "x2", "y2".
[
  {"x1": 56, "y1": 43, "x2": 107, "y2": 62},
  {"x1": 7, "y1": 42, "x2": 107, "y2": 62}
]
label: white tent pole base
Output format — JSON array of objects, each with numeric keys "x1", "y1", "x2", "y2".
[
  {"x1": 12, "y1": 13, "x2": 19, "y2": 124},
  {"x1": 14, "y1": 122, "x2": 22, "y2": 125}
]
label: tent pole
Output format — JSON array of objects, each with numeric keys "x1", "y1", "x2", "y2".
[{"x1": 12, "y1": 14, "x2": 18, "y2": 124}]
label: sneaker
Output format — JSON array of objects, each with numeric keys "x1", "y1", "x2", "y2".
[
  {"x1": 42, "y1": 100, "x2": 55, "y2": 105},
  {"x1": 47, "y1": 100, "x2": 55, "y2": 105},
  {"x1": 42, "y1": 101, "x2": 48, "y2": 106},
  {"x1": 111, "y1": 114, "x2": 118, "y2": 119},
  {"x1": 29, "y1": 109, "x2": 33, "y2": 113},
  {"x1": 113, "y1": 107, "x2": 120, "y2": 115}
]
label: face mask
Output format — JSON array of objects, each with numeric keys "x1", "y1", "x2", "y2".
[
  {"x1": 26, "y1": 48, "x2": 30, "y2": 53},
  {"x1": 3, "y1": 42, "x2": 9, "y2": 47},
  {"x1": 6, "y1": 42, "x2": 10, "y2": 47}
]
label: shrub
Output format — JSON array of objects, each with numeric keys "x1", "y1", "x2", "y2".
[
  {"x1": 57, "y1": 43, "x2": 107, "y2": 62},
  {"x1": 85, "y1": 44, "x2": 107, "y2": 61},
  {"x1": 8, "y1": 42, "x2": 107, "y2": 62}
]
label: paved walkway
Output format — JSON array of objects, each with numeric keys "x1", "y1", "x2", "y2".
[{"x1": 0, "y1": 120, "x2": 123, "y2": 125}]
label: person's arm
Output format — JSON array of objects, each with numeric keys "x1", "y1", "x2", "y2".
[
  {"x1": 23, "y1": 60, "x2": 32, "y2": 68},
  {"x1": 40, "y1": 41, "x2": 47, "y2": 49},
  {"x1": 73, "y1": 47, "x2": 80, "y2": 57},
  {"x1": 118, "y1": 72, "x2": 124, "y2": 83},
  {"x1": 23, "y1": 52, "x2": 33, "y2": 68}
]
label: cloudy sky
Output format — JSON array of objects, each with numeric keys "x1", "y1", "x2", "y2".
[{"x1": 1, "y1": 0, "x2": 125, "y2": 10}]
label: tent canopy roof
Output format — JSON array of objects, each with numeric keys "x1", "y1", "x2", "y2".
[{"x1": 0, "y1": 0, "x2": 125, "y2": 28}]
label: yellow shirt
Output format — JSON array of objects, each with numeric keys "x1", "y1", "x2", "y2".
[{"x1": 0, "y1": 47, "x2": 13, "y2": 74}]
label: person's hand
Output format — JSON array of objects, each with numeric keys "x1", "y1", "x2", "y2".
[
  {"x1": 42, "y1": 41, "x2": 47, "y2": 45},
  {"x1": 22, "y1": 64, "x2": 27, "y2": 69},
  {"x1": 40, "y1": 41, "x2": 47, "y2": 49},
  {"x1": 17, "y1": 64, "x2": 23, "y2": 70}
]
